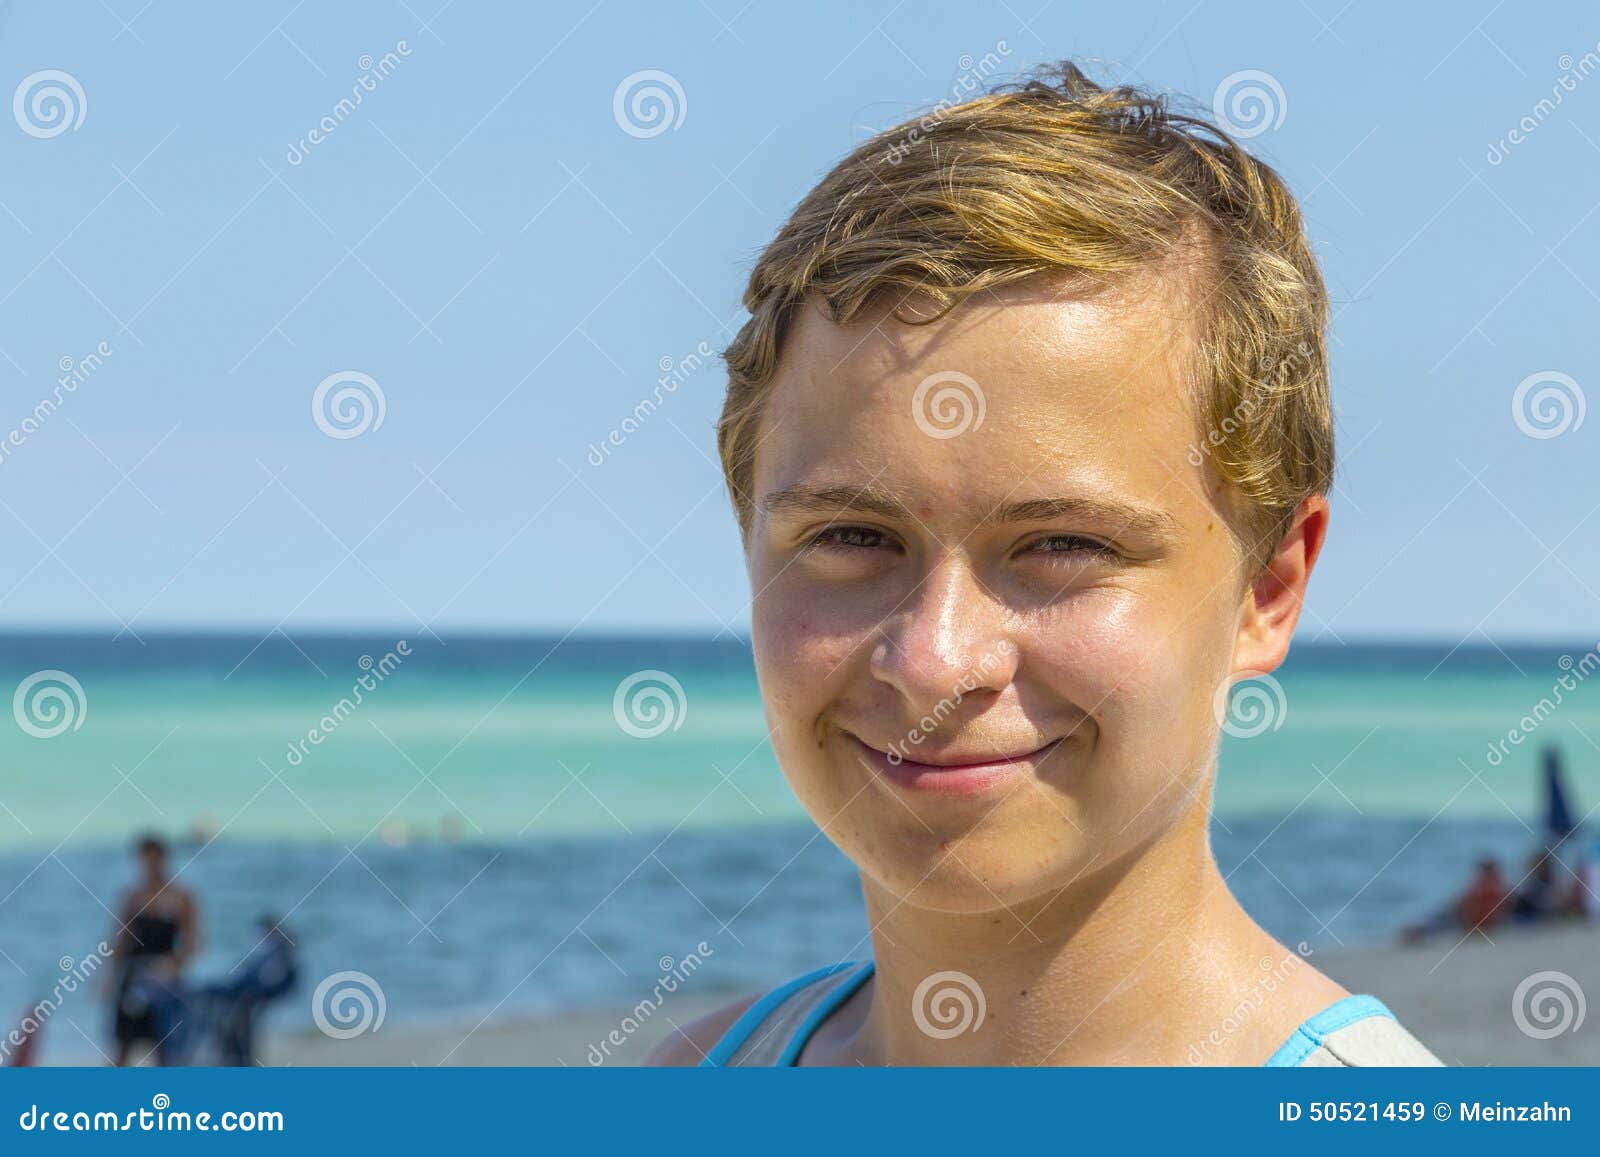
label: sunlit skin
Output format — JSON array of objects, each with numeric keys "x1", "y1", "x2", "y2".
[{"x1": 656, "y1": 267, "x2": 1345, "y2": 1065}]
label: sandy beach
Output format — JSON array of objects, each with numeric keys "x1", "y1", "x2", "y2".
[{"x1": 252, "y1": 923, "x2": 1599, "y2": 1067}]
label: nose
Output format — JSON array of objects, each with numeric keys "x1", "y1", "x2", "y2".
[{"x1": 869, "y1": 552, "x2": 1018, "y2": 711}]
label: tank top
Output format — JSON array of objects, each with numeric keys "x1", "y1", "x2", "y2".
[
  {"x1": 700, "y1": 961, "x2": 1442, "y2": 1067},
  {"x1": 124, "y1": 911, "x2": 181, "y2": 959}
]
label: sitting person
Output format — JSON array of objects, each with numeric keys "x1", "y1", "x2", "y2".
[
  {"x1": 1401, "y1": 857, "x2": 1507, "y2": 943},
  {"x1": 194, "y1": 916, "x2": 299, "y2": 1066},
  {"x1": 1510, "y1": 852, "x2": 1560, "y2": 923}
]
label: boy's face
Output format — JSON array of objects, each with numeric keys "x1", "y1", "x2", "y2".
[{"x1": 746, "y1": 273, "x2": 1301, "y2": 913}]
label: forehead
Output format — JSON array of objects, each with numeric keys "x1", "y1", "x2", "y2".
[{"x1": 752, "y1": 273, "x2": 1213, "y2": 522}]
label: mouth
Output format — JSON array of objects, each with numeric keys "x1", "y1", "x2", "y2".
[{"x1": 842, "y1": 731, "x2": 1063, "y2": 796}]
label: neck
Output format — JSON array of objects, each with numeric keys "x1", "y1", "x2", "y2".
[{"x1": 832, "y1": 801, "x2": 1291, "y2": 1066}]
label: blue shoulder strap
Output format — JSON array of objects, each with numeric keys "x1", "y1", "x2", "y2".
[
  {"x1": 700, "y1": 961, "x2": 871, "y2": 1067},
  {"x1": 1262, "y1": 994, "x2": 1395, "y2": 1067}
]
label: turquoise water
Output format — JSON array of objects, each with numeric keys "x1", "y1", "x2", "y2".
[
  {"x1": 1, "y1": 633, "x2": 1596, "y2": 1056},
  {"x1": 0, "y1": 633, "x2": 1595, "y2": 848}
]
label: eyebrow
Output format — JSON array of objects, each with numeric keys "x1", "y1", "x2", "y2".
[{"x1": 760, "y1": 484, "x2": 1180, "y2": 539}]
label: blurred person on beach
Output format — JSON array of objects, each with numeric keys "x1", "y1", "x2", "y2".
[
  {"x1": 1458, "y1": 859, "x2": 1510, "y2": 932},
  {"x1": 1569, "y1": 840, "x2": 1600, "y2": 919},
  {"x1": 1511, "y1": 851, "x2": 1561, "y2": 924},
  {"x1": 1401, "y1": 858, "x2": 1508, "y2": 943},
  {"x1": 192, "y1": 916, "x2": 298, "y2": 1066},
  {"x1": 651, "y1": 61, "x2": 1440, "y2": 1067},
  {"x1": 105, "y1": 834, "x2": 200, "y2": 1066}
]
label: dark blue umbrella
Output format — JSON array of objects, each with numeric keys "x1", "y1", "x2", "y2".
[{"x1": 1542, "y1": 744, "x2": 1577, "y2": 843}]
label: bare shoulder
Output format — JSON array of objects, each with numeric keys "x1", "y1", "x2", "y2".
[
  {"x1": 1239, "y1": 949, "x2": 1352, "y2": 1058},
  {"x1": 643, "y1": 993, "x2": 761, "y2": 1066}
]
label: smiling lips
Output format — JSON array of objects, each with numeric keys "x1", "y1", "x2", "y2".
[{"x1": 844, "y1": 732, "x2": 1062, "y2": 795}]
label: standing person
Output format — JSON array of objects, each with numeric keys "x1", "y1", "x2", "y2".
[{"x1": 107, "y1": 834, "x2": 201, "y2": 1066}]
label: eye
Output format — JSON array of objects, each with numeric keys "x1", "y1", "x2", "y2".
[
  {"x1": 808, "y1": 524, "x2": 894, "y2": 552},
  {"x1": 1022, "y1": 533, "x2": 1119, "y2": 560}
]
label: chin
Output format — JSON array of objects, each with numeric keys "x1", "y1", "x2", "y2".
[{"x1": 846, "y1": 811, "x2": 1106, "y2": 915}]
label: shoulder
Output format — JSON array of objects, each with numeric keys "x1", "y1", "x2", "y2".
[{"x1": 643, "y1": 993, "x2": 762, "y2": 1066}]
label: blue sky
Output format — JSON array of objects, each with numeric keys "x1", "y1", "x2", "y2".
[{"x1": 0, "y1": 0, "x2": 1595, "y2": 640}]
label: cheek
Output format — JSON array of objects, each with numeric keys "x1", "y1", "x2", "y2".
[
  {"x1": 751, "y1": 576, "x2": 867, "y2": 730},
  {"x1": 1030, "y1": 587, "x2": 1226, "y2": 763},
  {"x1": 1025, "y1": 591, "x2": 1157, "y2": 711}
]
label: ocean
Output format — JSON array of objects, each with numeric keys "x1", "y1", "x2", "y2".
[{"x1": 1, "y1": 632, "x2": 1596, "y2": 1053}]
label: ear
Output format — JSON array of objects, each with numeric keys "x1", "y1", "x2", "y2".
[{"x1": 1232, "y1": 495, "x2": 1329, "y2": 675}]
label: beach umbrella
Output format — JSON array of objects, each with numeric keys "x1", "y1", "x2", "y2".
[{"x1": 1542, "y1": 744, "x2": 1577, "y2": 843}]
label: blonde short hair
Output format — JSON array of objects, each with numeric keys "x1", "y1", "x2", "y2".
[{"x1": 717, "y1": 61, "x2": 1333, "y2": 567}]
